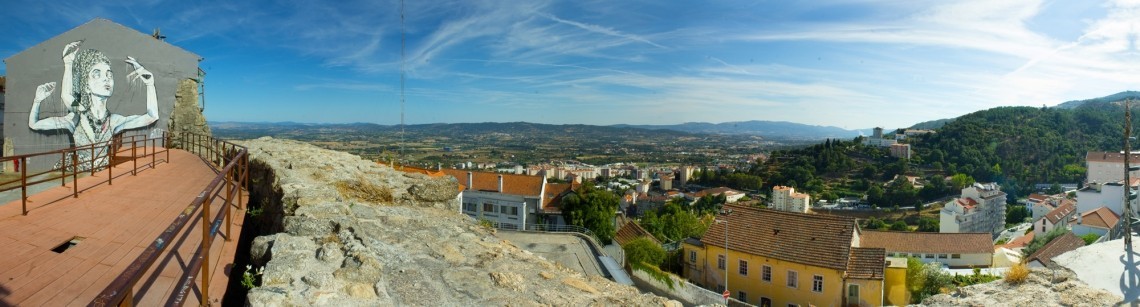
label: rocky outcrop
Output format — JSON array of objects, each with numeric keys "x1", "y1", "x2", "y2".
[
  {"x1": 239, "y1": 137, "x2": 675, "y2": 306},
  {"x1": 922, "y1": 267, "x2": 1120, "y2": 306},
  {"x1": 169, "y1": 79, "x2": 211, "y2": 147}
]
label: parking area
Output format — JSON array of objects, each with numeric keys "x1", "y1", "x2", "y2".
[{"x1": 495, "y1": 231, "x2": 605, "y2": 278}]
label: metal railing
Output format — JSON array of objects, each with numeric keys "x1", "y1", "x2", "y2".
[
  {"x1": 0, "y1": 133, "x2": 171, "y2": 216},
  {"x1": 90, "y1": 131, "x2": 248, "y2": 307}
]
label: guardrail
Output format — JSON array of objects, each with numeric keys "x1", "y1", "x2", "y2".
[
  {"x1": 0, "y1": 133, "x2": 171, "y2": 216},
  {"x1": 90, "y1": 131, "x2": 248, "y2": 307}
]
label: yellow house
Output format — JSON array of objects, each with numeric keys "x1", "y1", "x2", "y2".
[{"x1": 682, "y1": 204, "x2": 904, "y2": 306}]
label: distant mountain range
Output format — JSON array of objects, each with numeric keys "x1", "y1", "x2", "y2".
[
  {"x1": 611, "y1": 121, "x2": 863, "y2": 140},
  {"x1": 212, "y1": 91, "x2": 1140, "y2": 141}
]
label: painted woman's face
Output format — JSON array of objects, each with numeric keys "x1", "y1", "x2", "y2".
[{"x1": 87, "y1": 62, "x2": 113, "y2": 97}]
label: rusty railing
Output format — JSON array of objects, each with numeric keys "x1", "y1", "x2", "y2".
[
  {"x1": 89, "y1": 131, "x2": 248, "y2": 307},
  {"x1": 0, "y1": 132, "x2": 171, "y2": 215}
]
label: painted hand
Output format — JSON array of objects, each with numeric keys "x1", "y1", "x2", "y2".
[
  {"x1": 62, "y1": 40, "x2": 82, "y2": 64},
  {"x1": 35, "y1": 82, "x2": 57, "y2": 103},
  {"x1": 125, "y1": 56, "x2": 154, "y2": 86}
]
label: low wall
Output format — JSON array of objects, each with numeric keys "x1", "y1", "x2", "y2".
[{"x1": 629, "y1": 267, "x2": 753, "y2": 306}]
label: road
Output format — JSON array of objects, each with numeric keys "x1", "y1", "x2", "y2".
[{"x1": 995, "y1": 222, "x2": 1032, "y2": 244}]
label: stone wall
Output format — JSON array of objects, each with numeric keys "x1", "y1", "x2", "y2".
[
  {"x1": 169, "y1": 78, "x2": 211, "y2": 149},
  {"x1": 239, "y1": 137, "x2": 678, "y2": 306},
  {"x1": 630, "y1": 268, "x2": 750, "y2": 306}
]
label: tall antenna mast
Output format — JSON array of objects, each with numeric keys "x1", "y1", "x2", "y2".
[{"x1": 399, "y1": 0, "x2": 406, "y2": 164}]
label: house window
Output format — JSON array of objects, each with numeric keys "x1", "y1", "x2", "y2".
[
  {"x1": 483, "y1": 203, "x2": 494, "y2": 212},
  {"x1": 689, "y1": 250, "x2": 697, "y2": 263},
  {"x1": 848, "y1": 284, "x2": 860, "y2": 300},
  {"x1": 739, "y1": 260, "x2": 748, "y2": 276},
  {"x1": 952, "y1": 254, "x2": 961, "y2": 259},
  {"x1": 762, "y1": 265, "x2": 772, "y2": 282},
  {"x1": 463, "y1": 203, "x2": 476, "y2": 212},
  {"x1": 717, "y1": 254, "x2": 726, "y2": 270},
  {"x1": 787, "y1": 270, "x2": 798, "y2": 288},
  {"x1": 812, "y1": 275, "x2": 823, "y2": 292},
  {"x1": 939, "y1": 254, "x2": 948, "y2": 259},
  {"x1": 925, "y1": 253, "x2": 934, "y2": 259},
  {"x1": 737, "y1": 291, "x2": 747, "y2": 302},
  {"x1": 509, "y1": 206, "x2": 519, "y2": 216}
]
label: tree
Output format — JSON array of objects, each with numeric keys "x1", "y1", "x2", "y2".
[
  {"x1": 1022, "y1": 227, "x2": 1068, "y2": 258},
  {"x1": 1081, "y1": 233, "x2": 1101, "y2": 245},
  {"x1": 864, "y1": 217, "x2": 888, "y2": 230},
  {"x1": 867, "y1": 185, "x2": 885, "y2": 207},
  {"x1": 890, "y1": 220, "x2": 909, "y2": 231},
  {"x1": 906, "y1": 257, "x2": 953, "y2": 303},
  {"x1": 623, "y1": 237, "x2": 666, "y2": 266},
  {"x1": 917, "y1": 217, "x2": 939, "y2": 232},
  {"x1": 562, "y1": 182, "x2": 619, "y2": 244},
  {"x1": 1005, "y1": 205, "x2": 1030, "y2": 225},
  {"x1": 949, "y1": 174, "x2": 975, "y2": 191}
]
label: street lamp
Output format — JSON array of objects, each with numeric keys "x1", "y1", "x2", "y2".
[{"x1": 718, "y1": 208, "x2": 733, "y2": 305}]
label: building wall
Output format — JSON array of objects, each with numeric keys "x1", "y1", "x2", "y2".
[
  {"x1": 846, "y1": 278, "x2": 884, "y2": 307},
  {"x1": 4, "y1": 19, "x2": 199, "y2": 171},
  {"x1": 884, "y1": 264, "x2": 908, "y2": 306},
  {"x1": 459, "y1": 190, "x2": 529, "y2": 229},
  {"x1": 1087, "y1": 160, "x2": 1140, "y2": 184},
  {"x1": 1076, "y1": 184, "x2": 1138, "y2": 218},
  {"x1": 1071, "y1": 224, "x2": 1109, "y2": 237},
  {"x1": 682, "y1": 242, "x2": 858, "y2": 307},
  {"x1": 885, "y1": 251, "x2": 991, "y2": 268}
]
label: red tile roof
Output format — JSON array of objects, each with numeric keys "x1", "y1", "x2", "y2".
[
  {"x1": 1026, "y1": 232, "x2": 1085, "y2": 267},
  {"x1": 542, "y1": 182, "x2": 576, "y2": 213},
  {"x1": 846, "y1": 247, "x2": 886, "y2": 280},
  {"x1": 702, "y1": 204, "x2": 859, "y2": 271},
  {"x1": 1045, "y1": 200, "x2": 1076, "y2": 224},
  {"x1": 614, "y1": 220, "x2": 662, "y2": 246},
  {"x1": 860, "y1": 231, "x2": 993, "y2": 254},
  {"x1": 1086, "y1": 151, "x2": 1140, "y2": 164},
  {"x1": 1079, "y1": 206, "x2": 1120, "y2": 230},
  {"x1": 957, "y1": 197, "x2": 978, "y2": 209},
  {"x1": 441, "y1": 169, "x2": 544, "y2": 196},
  {"x1": 1003, "y1": 231, "x2": 1035, "y2": 249},
  {"x1": 1027, "y1": 193, "x2": 1048, "y2": 203}
]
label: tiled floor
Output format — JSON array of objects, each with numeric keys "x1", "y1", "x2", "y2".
[{"x1": 0, "y1": 148, "x2": 246, "y2": 306}]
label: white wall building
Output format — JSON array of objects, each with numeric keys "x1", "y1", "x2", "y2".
[
  {"x1": 940, "y1": 183, "x2": 1007, "y2": 237},
  {"x1": 861, "y1": 231, "x2": 994, "y2": 268},
  {"x1": 1086, "y1": 151, "x2": 1140, "y2": 184},
  {"x1": 443, "y1": 169, "x2": 547, "y2": 230},
  {"x1": 770, "y1": 185, "x2": 811, "y2": 213},
  {"x1": 1075, "y1": 181, "x2": 1140, "y2": 219}
]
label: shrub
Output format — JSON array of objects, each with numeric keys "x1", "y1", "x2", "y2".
[
  {"x1": 1081, "y1": 233, "x2": 1101, "y2": 245},
  {"x1": 624, "y1": 237, "x2": 666, "y2": 267},
  {"x1": 1004, "y1": 262, "x2": 1030, "y2": 284}
]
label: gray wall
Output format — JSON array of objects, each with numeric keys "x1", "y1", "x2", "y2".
[{"x1": 3, "y1": 18, "x2": 199, "y2": 171}]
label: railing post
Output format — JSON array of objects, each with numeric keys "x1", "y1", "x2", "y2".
[
  {"x1": 119, "y1": 287, "x2": 134, "y2": 307},
  {"x1": 152, "y1": 137, "x2": 157, "y2": 169},
  {"x1": 21, "y1": 157, "x2": 27, "y2": 216},
  {"x1": 61, "y1": 152, "x2": 67, "y2": 187},
  {"x1": 72, "y1": 151, "x2": 79, "y2": 198},
  {"x1": 132, "y1": 139, "x2": 137, "y2": 176},
  {"x1": 90, "y1": 145, "x2": 96, "y2": 176},
  {"x1": 200, "y1": 196, "x2": 212, "y2": 305},
  {"x1": 108, "y1": 148, "x2": 113, "y2": 185},
  {"x1": 225, "y1": 175, "x2": 233, "y2": 241},
  {"x1": 241, "y1": 153, "x2": 247, "y2": 209}
]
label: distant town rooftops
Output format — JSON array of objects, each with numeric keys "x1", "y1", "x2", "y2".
[
  {"x1": 690, "y1": 187, "x2": 743, "y2": 198},
  {"x1": 1045, "y1": 200, "x2": 1077, "y2": 224},
  {"x1": 860, "y1": 230, "x2": 993, "y2": 254}
]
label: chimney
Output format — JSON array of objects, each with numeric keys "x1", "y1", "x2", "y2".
[
  {"x1": 466, "y1": 172, "x2": 473, "y2": 191},
  {"x1": 498, "y1": 175, "x2": 504, "y2": 193}
]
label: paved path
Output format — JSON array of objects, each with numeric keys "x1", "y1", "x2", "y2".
[
  {"x1": 0, "y1": 149, "x2": 246, "y2": 306},
  {"x1": 495, "y1": 231, "x2": 606, "y2": 278}
]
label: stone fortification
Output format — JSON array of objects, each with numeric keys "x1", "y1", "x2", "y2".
[{"x1": 238, "y1": 137, "x2": 675, "y2": 306}]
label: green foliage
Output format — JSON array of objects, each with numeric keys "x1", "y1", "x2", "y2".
[
  {"x1": 562, "y1": 182, "x2": 620, "y2": 244},
  {"x1": 890, "y1": 220, "x2": 910, "y2": 231},
  {"x1": 692, "y1": 168, "x2": 764, "y2": 191},
  {"x1": 906, "y1": 257, "x2": 954, "y2": 303},
  {"x1": 623, "y1": 237, "x2": 667, "y2": 267},
  {"x1": 914, "y1": 103, "x2": 1140, "y2": 184},
  {"x1": 864, "y1": 217, "x2": 888, "y2": 230},
  {"x1": 241, "y1": 265, "x2": 264, "y2": 289},
  {"x1": 639, "y1": 201, "x2": 712, "y2": 243},
  {"x1": 949, "y1": 174, "x2": 975, "y2": 191},
  {"x1": 247, "y1": 206, "x2": 264, "y2": 217},
  {"x1": 1023, "y1": 227, "x2": 1069, "y2": 258},
  {"x1": 917, "y1": 217, "x2": 939, "y2": 232},
  {"x1": 1081, "y1": 233, "x2": 1101, "y2": 245},
  {"x1": 951, "y1": 268, "x2": 1000, "y2": 287},
  {"x1": 630, "y1": 260, "x2": 676, "y2": 290},
  {"x1": 478, "y1": 218, "x2": 494, "y2": 230},
  {"x1": 1005, "y1": 205, "x2": 1030, "y2": 224}
]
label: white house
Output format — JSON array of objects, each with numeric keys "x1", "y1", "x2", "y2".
[
  {"x1": 1075, "y1": 180, "x2": 1140, "y2": 219},
  {"x1": 860, "y1": 231, "x2": 994, "y2": 268},
  {"x1": 443, "y1": 169, "x2": 548, "y2": 230},
  {"x1": 1086, "y1": 151, "x2": 1140, "y2": 184},
  {"x1": 941, "y1": 183, "x2": 1007, "y2": 237},
  {"x1": 1071, "y1": 206, "x2": 1120, "y2": 237},
  {"x1": 1034, "y1": 200, "x2": 1076, "y2": 237}
]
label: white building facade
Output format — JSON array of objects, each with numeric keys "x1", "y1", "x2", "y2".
[{"x1": 940, "y1": 183, "x2": 1007, "y2": 238}]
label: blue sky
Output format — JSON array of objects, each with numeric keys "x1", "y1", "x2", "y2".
[{"x1": 1, "y1": 0, "x2": 1138, "y2": 130}]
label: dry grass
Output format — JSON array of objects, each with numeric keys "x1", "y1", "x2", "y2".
[
  {"x1": 335, "y1": 175, "x2": 393, "y2": 204},
  {"x1": 1004, "y1": 262, "x2": 1030, "y2": 284}
]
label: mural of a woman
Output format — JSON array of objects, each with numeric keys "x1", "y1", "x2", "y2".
[{"x1": 28, "y1": 40, "x2": 159, "y2": 171}]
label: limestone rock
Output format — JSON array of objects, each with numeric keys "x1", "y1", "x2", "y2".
[
  {"x1": 922, "y1": 267, "x2": 1120, "y2": 306},
  {"x1": 239, "y1": 138, "x2": 672, "y2": 306}
]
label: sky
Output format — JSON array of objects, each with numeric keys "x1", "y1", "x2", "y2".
[{"x1": 1, "y1": 0, "x2": 1139, "y2": 130}]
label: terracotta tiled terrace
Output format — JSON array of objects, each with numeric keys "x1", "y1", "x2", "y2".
[{"x1": 0, "y1": 148, "x2": 246, "y2": 306}]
